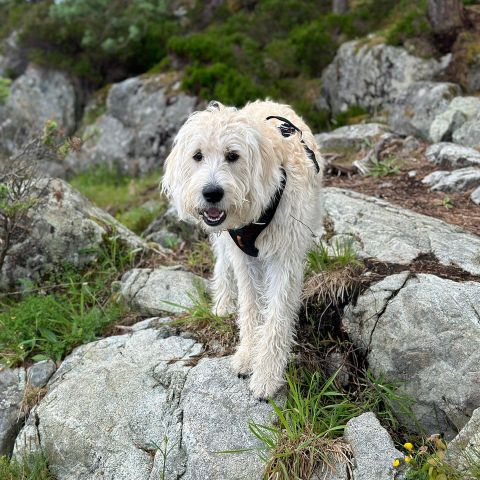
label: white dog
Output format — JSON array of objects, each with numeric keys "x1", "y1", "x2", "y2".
[{"x1": 162, "y1": 100, "x2": 323, "y2": 399}]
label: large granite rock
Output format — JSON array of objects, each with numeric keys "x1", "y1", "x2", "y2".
[
  {"x1": 429, "y1": 96, "x2": 480, "y2": 143},
  {"x1": 0, "y1": 65, "x2": 76, "y2": 156},
  {"x1": 121, "y1": 267, "x2": 207, "y2": 315},
  {"x1": 343, "y1": 273, "x2": 480, "y2": 438},
  {"x1": 446, "y1": 407, "x2": 480, "y2": 472},
  {"x1": 0, "y1": 368, "x2": 26, "y2": 457},
  {"x1": 66, "y1": 73, "x2": 196, "y2": 175},
  {"x1": 344, "y1": 412, "x2": 405, "y2": 480},
  {"x1": 315, "y1": 123, "x2": 391, "y2": 152},
  {"x1": 321, "y1": 40, "x2": 451, "y2": 115},
  {"x1": 425, "y1": 142, "x2": 480, "y2": 169},
  {"x1": 422, "y1": 167, "x2": 480, "y2": 192},
  {"x1": 323, "y1": 187, "x2": 480, "y2": 275},
  {"x1": 0, "y1": 177, "x2": 145, "y2": 291},
  {"x1": 388, "y1": 81, "x2": 461, "y2": 139},
  {"x1": 14, "y1": 329, "x2": 275, "y2": 480},
  {"x1": 452, "y1": 116, "x2": 480, "y2": 148}
]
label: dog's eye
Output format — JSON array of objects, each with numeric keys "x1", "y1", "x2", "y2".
[
  {"x1": 226, "y1": 151, "x2": 239, "y2": 163},
  {"x1": 193, "y1": 151, "x2": 203, "y2": 162}
]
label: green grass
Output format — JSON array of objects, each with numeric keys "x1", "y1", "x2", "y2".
[
  {"x1": 0, "y1": 454, "x2": 54, "y2": 480},
  {"x1": 0, "y1": 236, "x2": 136, "y2": 367},
  {"x1": 249, "y1": 365, "x2": 413, "y2": 480},
  {"x1": 69, "y1": 166, "x2": 165, "y2": 234},
  {"x1": 306, "y1": 239, "x2": 360, "y2": 275}
]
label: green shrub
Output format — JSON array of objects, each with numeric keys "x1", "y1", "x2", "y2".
[{"x1": 0, "y1": 454, "x2": 54, "y2": 480}]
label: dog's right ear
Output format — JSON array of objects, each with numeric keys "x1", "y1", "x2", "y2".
[
  {"x1": 207, "y1": 100, "x2": 224, "y2": 111},
  {"x1": 161, "y1": 144, "x2": 178, "y2": 199}
]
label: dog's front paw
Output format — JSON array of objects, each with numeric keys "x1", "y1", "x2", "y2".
[
  {"x1": 249, "y1": 369, "x2": 284, "y2": 400},
  {"x1": 231, "y1": 346, "x2": 253, "y2": 377}
]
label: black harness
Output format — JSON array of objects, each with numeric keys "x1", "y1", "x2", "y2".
[{"x1": 227, "y1": 116, "x2": 319, "y2": 257}]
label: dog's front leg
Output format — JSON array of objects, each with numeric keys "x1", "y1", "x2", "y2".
[
  {"x1": 249, "y1": 255, "x2": 304, "y2": 399},
  {"x1": 211, "y1": 234, "x2": 236, "y2": 316},
  {"x1": 230, "y1": 256, "x2": 262, "y2": 377}
]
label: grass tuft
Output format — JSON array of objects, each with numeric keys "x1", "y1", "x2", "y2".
[
  {"x1": 303, "y1": 240, "x2": 364, "y2": 307},
  {"x1": 0, "y1": 454, "x2": 54, "y2": 480},
  {"x1": 365, "y1": 155, "x2": 401, "y2": 178}
]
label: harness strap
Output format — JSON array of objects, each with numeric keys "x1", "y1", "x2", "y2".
[
  {"x1": 227, "y1": 167, "x2": 286, "y2": 257},
  {"x1": 266, "y1": 115, "x2": 320, "y2": 174}
]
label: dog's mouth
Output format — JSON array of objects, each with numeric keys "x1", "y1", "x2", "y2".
[{"x1": 201, "y1": 207, "x2": 226, "y2": 226}]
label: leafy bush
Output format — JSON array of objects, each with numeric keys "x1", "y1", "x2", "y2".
[{"x1": 0, "y1": 77, "x2": 11, "y2": 104}]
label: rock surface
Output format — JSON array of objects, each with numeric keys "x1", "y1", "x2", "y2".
[
  {"x1": 343, "y1": 273, "x2": 480, "y2": 438},
  {"x1": 321, "y1": 40, "x2": 451, "y2": 114},
  {"x1": 26, "y1": 360, "x2": 56, "y2": 389},
  {"x1": 315, "y1": 123, "x2": 391, "y2": 152},
  {"x1": 429, "y1": 96, "x2": 480, "y2": 143},
  {"x1": 121, "y1": 267, "x2": 206, "y2": 315},
  {"x1": 471, "y1": 185, "x2": 480, "y2": 205},
  {"x1": 389, "y1": 81, "x2": 461, "y2": 139},
  {"x1": 0, "y1": 177, "x2": 145, "y2": 291},
  {"x1": 425, "y1": 142, "x2": 480, "y2": 169},
  {"x1": 452, "y1": 116, "x2": 480, "y2": 148},
  {"x1": 14, "y1": 329, "x2": 274, "y2": 480},
  {"x1": 446, "y1": 407, "x2": 480, "y2": 472},
  {"x1": 422, "y1": 167, "x2": 480, "y2": 192},
  {"x1": 0, "y1": 368, "x2": 26, "y2": 457},
  {"x1": 0, "y1": 65, "x2": 76, "y2": 156},
  {"x1": 323, "y1": 187, "x2": 480, "y2": 275},
  {"x1": 344, "y1": 412, "x2": 404, "y2": 480},
  {"x1": 0, "y1": 31, "x2": 28, "y2": 78},
  {"x1": 65, "y1": 73, "x2": 196, "y2": 175}
]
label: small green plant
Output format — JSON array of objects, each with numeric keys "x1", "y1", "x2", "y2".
[
  {"x1": 0, "y1": 454, "x2": 54, "y2": 480},
  {"x1": 184, "y1": 240, "x2": 215, "y2": 276},
  {"x1": 365, "y1": 155, "x2": 401, "y2": 177},
  {"x1": 0, "y1": 77, "x2": 12, "y2": 105},
  {"x1": 440, "y1": 196, "x2": 454, "y2": 210}
]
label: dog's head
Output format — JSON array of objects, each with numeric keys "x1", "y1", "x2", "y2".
[{"x1": 162, "y1": 101, "x2": 281, "y2": 232}]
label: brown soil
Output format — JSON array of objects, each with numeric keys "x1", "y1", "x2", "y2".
[{"x1": 324, "y1": 153, "x2": 480, "y2": 237}]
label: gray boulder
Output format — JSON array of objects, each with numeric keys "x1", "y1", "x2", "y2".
[
  {"x1": 0, "y1": 368, "x2": 26, "y2": 457},
  {"x1": 323, "y1": 187, "x2": 480, "y2": 275},
  {"x1": 344, "y1": 412, "x2": 405, "y2": 480},
  {"x1": 66, "y1": 74, "x2": 196, "y2": 175},
  {"x1": 425, "y1": 142, "x2": 480, "y2": 169},
  {"x1": 321, "y1": 40, "x2": 451, "y2": 115},
  {"x1": 422, "y1": 167, "x2": 480, "y2": 192},
  {"x1": 14, "y1": 329, "x2": 275, "y2": 480},
  {"x1": 446, "y1": 407, "x2": 480, "y2": 472},
  {"x1": 26, "y1": 360, "x2": 56, "y2": 389},
  {"x1": 389, "y1": 81, "x2": 461, "y2": 139},
  {"x1": 343, "y1": 273, "x2": 480, "y2": 438},
  {"x1": 0, "y1": 65, "x2": 76, "y2": 156},
  {"x1": 315, "y1": 123, "x2": 391, "y2": 152},
  {"x1": 471, "y1": 186, "x2": 480, "y2": 205},
  {"x1": 0, "y1": 177, "x2": 145, "y2": 291},
  {"x1": 121, "y1": 266, "x2": 207, "y2": 315},
  {"x1": 452, "y1": 116, "x2": 480, "y2": 148},
  {"x1": 429, "y1": 96, "x2": 480, "y2": 143}
]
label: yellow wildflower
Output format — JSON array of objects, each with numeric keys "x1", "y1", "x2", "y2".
[
  {"x1": 404, "y1": 442, "x2": 414, "y2": 452},
  {"x1": 405, "y1": 455, "x2": 413, "y2": 463},
  {"x1": 393, "y1": 458, "x2": 401, "y2": 468}
]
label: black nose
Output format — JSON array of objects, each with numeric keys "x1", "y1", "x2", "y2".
[{"x1": 202, "y1": 184, "x2": 224, "y2": 203}]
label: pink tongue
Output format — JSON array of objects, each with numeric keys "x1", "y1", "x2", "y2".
[{"x1": 206, "y1": 207, "x2": 221, "y2": 217}]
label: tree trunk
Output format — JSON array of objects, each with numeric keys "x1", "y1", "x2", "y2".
[
  {"x1": 427, "y1": 0, "x2": 465, "y2": 36},
  {"x1": 332, "y1": 0, "x2": 349, "y2": 14}
]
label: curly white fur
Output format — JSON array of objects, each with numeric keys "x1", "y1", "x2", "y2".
[{"x1": 162, "y1": 100, "x2": 324, "y2": 399}]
